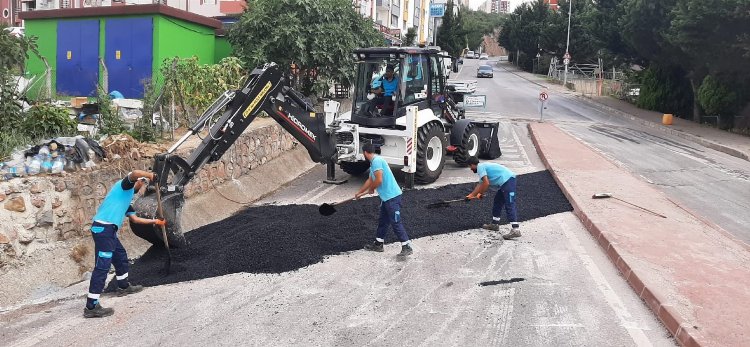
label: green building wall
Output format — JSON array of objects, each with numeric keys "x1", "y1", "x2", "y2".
[
  {"x1": 214, "y1": 36, "x2": 232, "y2": 63},
  {"x1": 24, "y1": 19, "x2": 58, "y2": 100}
]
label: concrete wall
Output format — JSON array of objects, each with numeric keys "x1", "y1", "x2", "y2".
[{"x1": 0, "y1": 121, "x2": 302, "y2": 307}]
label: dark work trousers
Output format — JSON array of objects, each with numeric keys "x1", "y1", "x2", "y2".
[
  {"x1": 376, "y1": 195, "x2": 410, "y2": 242},
  {"x1": 88, "y1": 222, "x2": 130, "y2": 296},
  {"x1": 492, "y1": 177, "x2": 518, "y2": 224}
]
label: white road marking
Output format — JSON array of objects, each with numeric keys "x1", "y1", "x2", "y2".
[
  {"x1": 556, "y1": 214, "x2": 654, "y2": 347},
  {"x1": 308, "y1": 183, "x2": 340, "y2": 204}
]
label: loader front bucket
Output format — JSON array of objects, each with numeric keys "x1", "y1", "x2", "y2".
[{"x1": 131, "y1": 191, "x2": 187, "y2": 248}]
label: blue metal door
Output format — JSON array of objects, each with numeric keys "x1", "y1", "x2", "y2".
[
  {"x1": 56, "y1": 20, "x2": 100, "y2": 97},
  {"x1": 105, "y1": 17, "x2": 153, "y2": 98}
]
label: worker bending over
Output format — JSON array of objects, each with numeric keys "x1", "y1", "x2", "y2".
[
  {"x1": 465, "y1": 157, "x2": 521, "y2": 239},
  {"x1": 84, "y1": 170, "x2": 166, "y2": 318},
  {"x1": 355, "y1": 143, "x2": 413, "y2": 258}
]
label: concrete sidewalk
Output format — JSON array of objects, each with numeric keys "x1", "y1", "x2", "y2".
[
  {"x1": 529, "y1": 122, "x2": 750, "y2": 347},
  {"x1": 498, "y1": 62, "x2": 750, "y2": 162}
]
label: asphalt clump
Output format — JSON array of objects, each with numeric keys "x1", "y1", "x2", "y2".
[{"x1": 117, "y1": 170, "x2": 571, "y2": 288}]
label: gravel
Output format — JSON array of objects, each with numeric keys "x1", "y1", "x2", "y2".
[{"x1": 114, "y1": 170, "x2": 572, "y2": 288}]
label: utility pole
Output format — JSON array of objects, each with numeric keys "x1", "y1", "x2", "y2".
[{"x1": 563, "y1": 0, "x2": 573, "y2": 86}]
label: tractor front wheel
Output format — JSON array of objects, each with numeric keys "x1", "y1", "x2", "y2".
[{"x1": 415, "y1": 122, "x2": 447, "y2": 184}]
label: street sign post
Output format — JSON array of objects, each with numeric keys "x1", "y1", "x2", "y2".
[
  {"x1": 430, "y1": 4, "x2": 445, "y2": 17},
  {"x1": 539, "y1": 90, "x2": 549, "y2": 121}
]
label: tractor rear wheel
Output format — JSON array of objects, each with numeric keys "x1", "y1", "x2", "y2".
[
  {"x1": 453, "y1": 123, "x2": 480, "y2": 166},
  {"x1": 415, "y1": 122, "x2": 447, "y2": 184}
]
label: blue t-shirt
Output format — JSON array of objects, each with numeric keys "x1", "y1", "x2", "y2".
[
  {"x1": 369, "y1": 156, "x2": 402, "y2": 201},
  {"x1": 477, "y1": 163, "x2": 516, "y2": 187},
  {"x1": 92, "y1": 176, "x2": 137, "y2": 229},
  {"x1": 373, "y1": 75, "x2": 399, "y2": 96}
]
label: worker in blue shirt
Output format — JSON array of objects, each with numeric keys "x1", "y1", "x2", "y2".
[
  {"x1": 355, "y1": 143, "x2": 413, "y2": 258},
  {"x1": 465, "y1": 157, "x2": 521, "y2": 240},
  {"x1": 370, "y1": 64, "x2": 399, "y2": 115},
  {"x1": 84, "y1": 170, "x2": 166, "y2": 318}
]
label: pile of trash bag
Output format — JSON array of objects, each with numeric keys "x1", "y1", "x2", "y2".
[{"x1": 1, "y1": 136, "x2": 106, "y2": 180}]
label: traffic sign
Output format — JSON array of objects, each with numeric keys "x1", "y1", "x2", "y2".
[
  {"x1": 464, "y1": 95, "x2": 487, "y2": 108},
  {"x1": 563, "y1": 58, "x2": 570, "y2": 65},
  {"x1": 430, "y1": 4, "x2": 445, "y2": 17},
  {"x1": 539, "y1": 92, "x2": 549, "y2": 102},
  {"x1": 563, "y1": 52, "x2": 571, "y2": 60}
]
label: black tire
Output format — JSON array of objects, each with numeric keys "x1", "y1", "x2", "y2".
[
  {"x1": 415, "y1": 122, "x2": 447, "y2": 184},
  {"x1": 454, "y1": 123, "x2": 481, "y2": 166},
  {"x1": 340, "y1": 161, "x2": 370, "y2": 176}
]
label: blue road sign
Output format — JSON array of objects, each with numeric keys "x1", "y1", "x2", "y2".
[{"x1": 430, "y1": 4, "x2": 445, "y2": 17}]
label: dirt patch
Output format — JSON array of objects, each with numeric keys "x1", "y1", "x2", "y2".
[
  {"x1": 111, "y1": 170, "x2": 572, "y2": 289},
  {"x1": 101, "y1": 134, "x2": 167, "y2": 160}
]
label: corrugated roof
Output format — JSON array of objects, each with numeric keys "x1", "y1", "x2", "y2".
[{"x1": 19, "y1": 4, "x2": 222, "y2": 29}]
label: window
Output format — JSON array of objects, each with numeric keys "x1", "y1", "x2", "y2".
[
  {"x1": 402, "y1": 54, "x2": 428, "y2": 105},
  {"x1": 429, "y1": 55, "x2": 443, "y2": 97}
]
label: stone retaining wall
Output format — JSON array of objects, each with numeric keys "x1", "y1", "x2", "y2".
[{"x1": 0, "y1": 123, "x2": 297, "y2": 306}]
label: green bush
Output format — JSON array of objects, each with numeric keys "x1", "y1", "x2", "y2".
[
  {"x1": 97, "y1": 86, "x2": 126, "y2": 136},
  {"x1": 636, "y1": 65, "x2": 693, "y2": 118},
  {"x1": 697, "y1": 75, "x2": 738, "y2": 117},
  {"x1": 22, "y1": 104, "x2": 77, "y2": 140},
  {"x1": 0, "y1": 132, "x2": 31, "y2": 161}
]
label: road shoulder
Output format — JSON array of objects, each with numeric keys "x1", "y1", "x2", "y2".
[{"x1": 528, "y1": 121, "x2": 750, "y2": 347}]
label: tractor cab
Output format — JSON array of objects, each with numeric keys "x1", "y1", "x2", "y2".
[{"x1": 349, "y1": 47, "x2": 448, "y2": 128}]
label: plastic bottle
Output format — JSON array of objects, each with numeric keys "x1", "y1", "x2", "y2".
[
  {"x1": 51, "y1": 154, "x2": 65, "y2": 174},
  {"x1": 27, "y1": 155, "x2": 42, "y2": 175}
]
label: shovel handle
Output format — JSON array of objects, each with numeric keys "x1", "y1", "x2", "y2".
[{"x1": 154, "y1": 183, "x2": 170, "y2": 250}]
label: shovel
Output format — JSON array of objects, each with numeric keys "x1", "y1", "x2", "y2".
[
  {"x1": 155, "y1": 183, "x2": 172, "y2": 274},
  {"x1": 592, "y1": 193, "x2": 667, "y2": 218},
  {"x1": 319, "y1": 196, "x2": 359, "y2": 216},
  {"x1": 427, "y1": 194, "x2": 483, "y2": 209}
]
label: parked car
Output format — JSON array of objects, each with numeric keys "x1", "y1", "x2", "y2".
[
  {"x1": 457, "y1": 57, "x2": 464, "y2": 64},
  {"x1": 477, "y1": 65, "x2": 494, "y2": 78},
  {"x1": 466, "y1": 50, "x2": 475, "y2": 59},
  {"x1": 479, "y1": 53, "x2": 489, "y2": 60}
]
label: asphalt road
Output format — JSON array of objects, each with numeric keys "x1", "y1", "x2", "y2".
[
  {"x1": 465, "y1": 58, "x2": 750, "y2": 245},
  {"x1": 0, "y1": 58, "x2": 679, "y2": 346}
]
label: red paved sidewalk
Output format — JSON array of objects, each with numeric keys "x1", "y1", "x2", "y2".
[{"x1": 529, "y1": 122, "x2": 750, "y2": 347}]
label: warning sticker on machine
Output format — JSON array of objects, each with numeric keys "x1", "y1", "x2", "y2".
[{"x1": 243, "y1": 82, "x2": 273, "y2": 118}]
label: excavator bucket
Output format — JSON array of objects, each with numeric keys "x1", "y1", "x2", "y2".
[{"x1": 131, "y1": 191, "x2": 187, "y2": 248}]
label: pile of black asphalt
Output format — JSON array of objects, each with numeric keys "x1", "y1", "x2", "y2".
[{"x1": 113, "y1": 170, "x2": 572, "y2": 288}]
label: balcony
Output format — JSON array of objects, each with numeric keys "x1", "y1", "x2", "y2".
[{"x1": 376, "y1": 0, "x2": 390, "y2": 9}]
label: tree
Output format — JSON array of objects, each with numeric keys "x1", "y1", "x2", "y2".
[
  {"x1": 228, "y1": 0, "x2": 383, "y2": 95},
  {"x1": 461, "y1": 6, "x2": 505, "y2": 52},
  {"x1": 436, "y1": 0, "x2": 464, "y2": 57},
  {"x1": 403, "y1": 27, "x2": 417, "y2": 47}
]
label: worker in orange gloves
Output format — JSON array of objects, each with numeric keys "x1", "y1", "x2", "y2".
[{"x1": 84, "y1": 170, "x2": 166, "y2": 318}]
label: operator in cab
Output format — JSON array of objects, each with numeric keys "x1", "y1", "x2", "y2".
[
  {"x1": 84, "y1": 170, "x2": 166, "y2": 318},
  {"x1": 369, "y1": 64, "x2": 399, "y2": 115}
]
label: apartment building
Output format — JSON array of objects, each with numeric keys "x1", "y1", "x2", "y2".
[
  {"x1": 354, "y1": 0, "x2": 434, "y2": 46},
  {"x1": 2, "y1": 0, "x2": 244, "y2": 26}
]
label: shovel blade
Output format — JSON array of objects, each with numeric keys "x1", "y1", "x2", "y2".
[
  {"x1": 319, "y1": 203, "x2": 337, "y2": 216},
  {"x1": 132, "y1": 191, "x2": 187, "y2": 248}
]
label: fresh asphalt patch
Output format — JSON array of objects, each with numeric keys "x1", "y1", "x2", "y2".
[{"x1": 111, "y1": 170, "x2": 572, "y2": 289}]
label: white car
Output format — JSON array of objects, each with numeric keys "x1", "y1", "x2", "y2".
[
  {"x1": 480, "y1": 53, "x2": 489, "y2": 60},
  {"x1": 466, "y1": 50, "x2": 475, "y2": 59},
  {"x1": 3, "y1": 27, "x2": 24, "y2": 37}
]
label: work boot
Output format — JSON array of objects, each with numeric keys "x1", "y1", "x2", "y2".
[
  {"x1": 503, "y1": 228, "x2": 521, "y2": 240},
  {"x1": 116, "y1": 284, "x2": 144, "y2": 297},
  {"x1": 482, "y1": 223, "x2": 500, "y2": 231},
  {"x1": 397, "y1": 244, "x2": 413, "y2": 259},
  {"x1": 83, "y1": 303, "x2": 114, "y2": 318},
  {"x1": 364, "y1": 241, "x2": 384, "y2": 252}
]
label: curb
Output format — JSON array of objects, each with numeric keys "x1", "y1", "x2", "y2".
[
  {"x1": 575, "y1": 96, "x2": 749, "y2": 162},
  {"x1": 527, "y1": 123, "x2": 702, "y2": 347}
]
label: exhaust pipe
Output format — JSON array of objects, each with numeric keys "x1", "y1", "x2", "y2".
[{"x1": 131, "y1": 190, "x2": 187, "y2": 248}]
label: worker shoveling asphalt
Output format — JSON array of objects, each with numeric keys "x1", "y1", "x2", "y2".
[{"x1": 111, "y1": 170, "x2": 572, "y2": 289}]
